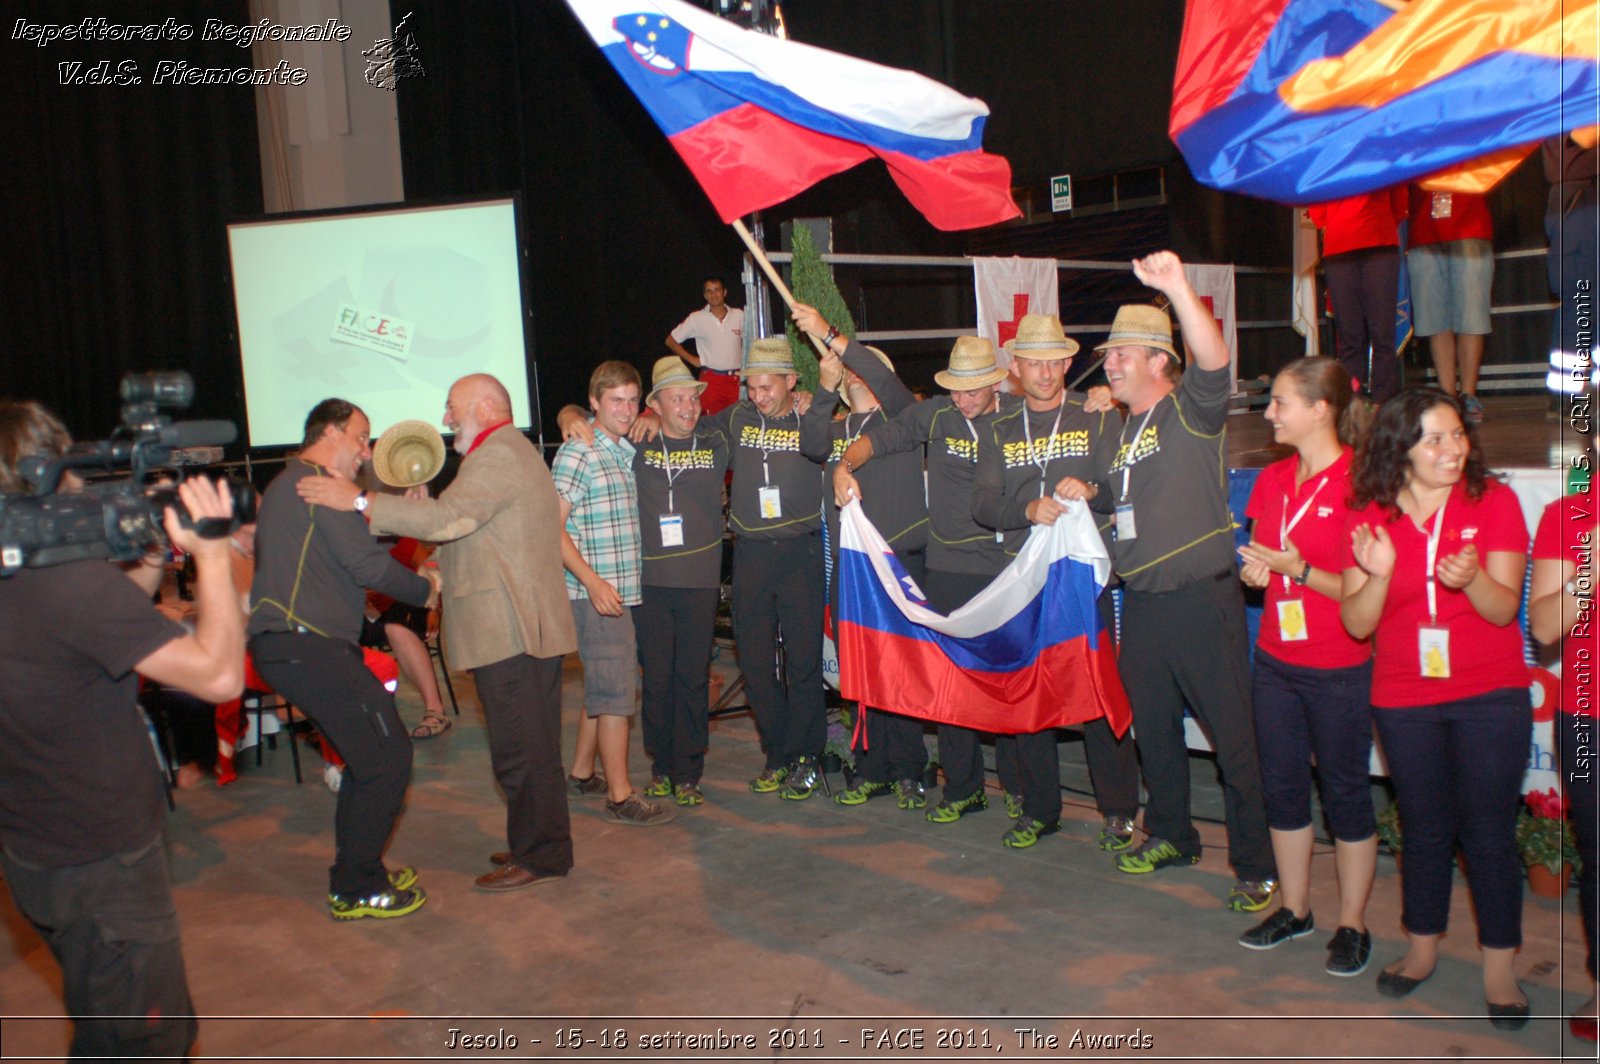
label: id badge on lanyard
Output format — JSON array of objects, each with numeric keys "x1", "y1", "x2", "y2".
[
  {"x1": 1275, "y1": 477, "x2": 1327, "y2": 643},
  {"x1": 1418, "y1": 499, "x2": 1450, "y2": 679},
  {"x1": 659, "y1": 513, "x2": 685, "y2": 546},
  {"x1": 758, "y1": 484, "x2": 782, "y2": 519}
]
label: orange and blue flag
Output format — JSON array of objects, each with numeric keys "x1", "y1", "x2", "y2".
[{"x1": 1171, "y1": 0, "x2": 1600, "y2": 204}]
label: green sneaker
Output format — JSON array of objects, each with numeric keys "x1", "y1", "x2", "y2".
[
  {"x1": 834, "y1": 778, "x2": 893, "y2": 806},
  {"x1": 749, "y1": 766, "x2": 789, "y2": 793},
  {"x1": 1000, "y1": 817, "x2": 1059, "y2": 849},
  {"x1": 1115, "y1": 837, "x2": 1199, "y2": 874},
  {"x1": 894, "y1": 779, "x2": 927, "y2": 810},
  {"x1": 1227, "y1": 877, "x2": 1279, "y2": 912},
  {"x1": 328, "y1": 886, "x2": 427, "y2": 921},
  {"x1": 780, "y1": 757, "x2": 821, "y2": 800},
  {"x1": 328, "y1": 868, "x2": 419, "y2": 908},
  {"x1": 1097, "y1": 815, "x2": 1137, "y2": 852},
  {"x1": 1003, "y1": 791, "x2": 1024, "y2": 819},
  {"x1": 674, "y1": 782, "x2": 704, "y2": 806},
  {"x1": 926, "y1": 790, "x2": 988, "y2": 823},
  {"x1": 642, "y1": 775, "x2": 673, "y2": 798}
]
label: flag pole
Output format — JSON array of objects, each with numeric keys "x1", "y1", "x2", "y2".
[{"x1": 732, "y1": 218, "x2": 832, "y2": 359}]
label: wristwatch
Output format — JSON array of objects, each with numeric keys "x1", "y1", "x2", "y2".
[
  {"x1": 353, "y1": 491, "x2": 369, "y2": 514},
  {"x1": 1293, "y1": 562, "x2": 1311, "y2": 586}
]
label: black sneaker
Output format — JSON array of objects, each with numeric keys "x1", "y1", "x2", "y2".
[
  {"x1": 1325, "y1": 926, "x2": 1372, "y2": 977},
  {"x1": 1238, "y1": 907, "x2": 1314, "y2": 950},
  {"x1": 780, "y1": 756, "x2": 822, "y2": 800}
]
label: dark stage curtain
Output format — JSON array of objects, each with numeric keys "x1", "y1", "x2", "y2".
[{"x1": 3, "y1": 1, "x2": 264, "y2": 439}]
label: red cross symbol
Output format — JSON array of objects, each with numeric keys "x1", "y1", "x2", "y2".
[{"x1": 996, "y1": 293, "x2": 1030, "y2": 348}]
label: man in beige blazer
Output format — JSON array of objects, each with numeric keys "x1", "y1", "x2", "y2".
[{"x1": 300, "y1": 374, "x2": 578, "y2": 892}]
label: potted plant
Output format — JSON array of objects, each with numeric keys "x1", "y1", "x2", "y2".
[{"x1": 1517, "y1": 787, "x2": 1580, "y2": 897}]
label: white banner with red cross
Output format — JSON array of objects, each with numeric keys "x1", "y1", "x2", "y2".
[
  {"x1": 1182, "y1": 263, "x2": 1238, "y2": 393},
  {"x1": 973, "y1": 257, "x2": 1059, "y2": 383}
]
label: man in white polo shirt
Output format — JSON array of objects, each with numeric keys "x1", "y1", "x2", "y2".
[{"x1": 666, "y1": 276, "x2": 744, "y2": 415}]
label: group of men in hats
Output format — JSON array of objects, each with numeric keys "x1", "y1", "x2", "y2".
[{"x1": 560, "y1": 250, "x2": 1277, "y2": 912}]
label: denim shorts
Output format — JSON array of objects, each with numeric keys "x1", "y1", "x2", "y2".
[{"x1": 1407, "y1": 238, "x2": 1493, "y2": 336}]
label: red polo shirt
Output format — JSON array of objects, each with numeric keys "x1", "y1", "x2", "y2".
[
  {"x1": 1343, "y1": 479, "x2": 1529, "y2": 708},
  {"x1": 1246, "y1": 448, "x2": 1369, "y2": 669},
  {"x1": 1309, "y1": 187, "x2": 1408, "y2": 257},
  {"x1": 1407, "y1": 186, "x2": 1492, "y2": 247},
  {"x1": 1533, "y1": 492, "x2": 1598, "y2": 718}
]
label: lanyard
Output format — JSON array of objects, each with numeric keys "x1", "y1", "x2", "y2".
[
  {"x1": 662, "y1": 432, "x2": 697, "y2": 514},
  {"x1": 1424, "y1": 497, "x2": 1448, "y2": 624},
  {"x1": 844, "y1": 408, "x2": 877, "y2": 445},
  {"x1": 1023, "y1": 403, "x2": 1066, "y2": 498},
  {"x1": 756, "y1": 411, "x2": 788, "y2": 487},
  {"x1": 1118, "y1": 403, "x2": 1159, "y2": 502},
  {"x1": 1278, "y1": 475, "x2": 1329, "y2": 592}
]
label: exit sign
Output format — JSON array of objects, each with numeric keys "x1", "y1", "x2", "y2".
[{"x1": 1050, "y1": 174, "x2": 1072, "y2": 212}]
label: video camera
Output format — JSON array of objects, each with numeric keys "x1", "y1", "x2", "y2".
[{"x1": 0, "y1": 372, "x2": 254, "y2": 576}]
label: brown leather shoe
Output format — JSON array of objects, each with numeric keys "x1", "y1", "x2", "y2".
[
  {"x1": 474, "y1": 863, "x2": 558, "y2": 892},
  {"x1": 489, "y1": 851, "x2": 512, "y2": 867}
]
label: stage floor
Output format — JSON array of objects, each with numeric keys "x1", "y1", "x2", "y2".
[
  {"x1": 1227, "y1": 393, "x2": 1583, "y2": 471},
  {"x1": 0, "y1": 655, "x2": 1589, "y2": 1061}
]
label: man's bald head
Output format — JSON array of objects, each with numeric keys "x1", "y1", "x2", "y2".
[
  {"x1": 453, "y1": 374, "x2": 512, "y2": 419},
  {"x1": 444, "y1": 374, "x2": 514, "y2": 455}
]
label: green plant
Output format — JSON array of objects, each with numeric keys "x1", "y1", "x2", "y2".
[
  {"x1": 824, "y1": 704, "x2": 856, "y2": 768},
  {"x1": 1376, "y1": 801, "x2": 1403, "y2": 854},
  {"x1": 782, "y1": 223, "x2": 852, "y2": 396},
  {"x1": 1516, "y1": 787, "x2": 1580, "y2": 875}
]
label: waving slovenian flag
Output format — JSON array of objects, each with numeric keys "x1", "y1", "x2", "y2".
[
  {"x1": 835, "y1": 499, "x2": 1131, "y2": 737},
  {"x1": 563, "y1": 0, "x2": 1020, "y2": 231},
  {"x1": 1171, "y1": 0, "x2": 1599, "y2": 204}
]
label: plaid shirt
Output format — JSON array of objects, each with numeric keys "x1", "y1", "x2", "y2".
[{"x1": 552, "y1": 431, "x2": 641, "y2": 604}]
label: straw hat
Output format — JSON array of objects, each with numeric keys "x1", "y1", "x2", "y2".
[
  {"x1": 838, "y1": 346, "x2": 895, "y2": 409},
  {"x1": 1003, "y1": 313, "x2": 1080, "y2": 361},
  {"x1": 1093, "y1": 304, "x2": 1180, "y2": 361},
  {"x1": 646, "y1": 355, "x2": 706, "y2": 403},
  {"x1": 934, "y1": 335, "x2": 1007, "y2": 391},
  {"x1": 741, "y1": 337, "x2": 796, "y2": 377},
  {"x1": 371, "y1": 419, "x2": 446, "y2": 488}
]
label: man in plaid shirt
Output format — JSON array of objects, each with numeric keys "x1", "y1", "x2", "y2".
[{"x1": 552, "y1": 361, "x2": 675, "y2": 826}]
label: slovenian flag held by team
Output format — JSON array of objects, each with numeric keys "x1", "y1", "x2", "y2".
[
  {"x1": 1171, "y1": 0, "x2": 1599, "y2": 204},
  {"x1": 836, "y1": 499, "x2": 1132, "y2": 738},
  {"x1": 563, "y1": 0, "x2": 1021, "y2": 231}
]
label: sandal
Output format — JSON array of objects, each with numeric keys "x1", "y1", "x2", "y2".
[{"x1": 410, "y1": 713, "x2": 452, "y2": 740}]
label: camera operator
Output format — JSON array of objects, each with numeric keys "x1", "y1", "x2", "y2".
[{"x1": 0, "y1": 399, "x2": 244, "y2": 1060}]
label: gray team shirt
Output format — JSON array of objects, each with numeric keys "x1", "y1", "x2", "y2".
[
  {"x1": 972, "y1": 395, "x2": 1117, "y2": 558},
  {"x1": 1104, "y1": 363, "x2": 1237, "y2": 592},
  {"x1": 632, "y1": 424, "x2": 731, "y2": 588}
]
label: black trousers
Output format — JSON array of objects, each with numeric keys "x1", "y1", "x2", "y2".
[
  {"x1": 853, "y1": 547, "x2": 929, "y2": 783},
  {"x1": 635, "y1": 586, "x2": 718, "y2": 785},
  {"x1": 1119, "y1": 575, "x2": 1274, "y2": 879},
  {"x1": 1324, "y1": 245, "x2": 1402, "y2": 403},
  {"x1": 472, "y1": 652, "x2": 573, "y2": 876},
  {"x1": 249, "y1": 631, "x2": 412, "y2": 896},
  {"x1": 2, "y1": 836, "x2": 196, "y2": 1061},
  {"x1": 732, "y1": 532, "x2": 826, "y2": 767}
]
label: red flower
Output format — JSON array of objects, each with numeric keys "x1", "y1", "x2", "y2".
[{"x1": 1523, "y1": 787, "x2": 1569, "y2": 821}]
